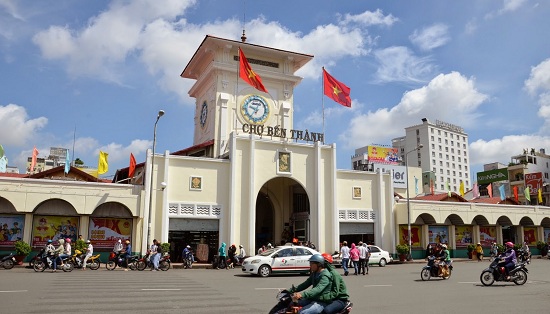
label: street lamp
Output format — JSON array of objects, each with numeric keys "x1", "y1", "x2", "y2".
[
  {"x1": 405, "y1": 143, "x2": 423, "y2": 261},
  {"x1": 147, "y1": 109, "x2": 165, "y2": 250}
]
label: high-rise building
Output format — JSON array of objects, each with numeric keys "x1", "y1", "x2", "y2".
[{"x1": 392, "y1": 118, "x2": 470, "y2": 193}]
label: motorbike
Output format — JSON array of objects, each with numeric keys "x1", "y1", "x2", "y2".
[
  {"x1": 268, "y1": 289, "x2": 353, "y2": 314},
  {"x1": 28, "y1": 249, "x2": 44, "y2": 268},
  {"x1": 137, "y1": 252, "x2": 171, "y2": 271},
  {"x1": 0, "y1": 253, "x2": 16, "y2": 269},
  {"x1": 421, "y1": 255, "x2": 453, "y2": 280},
  {"x1": 480, "y1": 256, "x2": 528, "y2": 286},
  {"x1": 69, "y1": 249, "x2": 101, "y2": 270},
  {"x1": 33, "y1": 253, "x2": 73, "y2": 272},
  {"x1": 182, "y1": 252, "x2": 194, "y2": 269},
  {"x1": 516, "y1": 248, "x2": 531, "y2": 264},
  {"x1": 105, "y1": 252, "x2": 139, "y2": 270}
]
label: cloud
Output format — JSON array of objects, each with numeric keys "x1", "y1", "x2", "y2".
[
  {"x1": 339, "y1": 72, "x2": 488, "y2": 149},
  {"x1": 339, "y1": 9, "x2": 398, "y2": 27},
  {"x1": 0, "y1": 104, "x2": 48, "y2": 146},
  {"x1": 373, "y1": 46, "x2": 436, "y2": 83},
  {"x1": 470, "y1": 135, "x2": 550, "y2": 167},
  {"x1": 97, "y1": 139, "x2": 151, "y2": 163},
  {"x1": 524, "y1": 58, "x2": 550, "y2": 96},
  {"x1": 485, "y1": 0, "x2": 527, "y2": 19},
  {"x1": 409, "y1": 23, "x2": 450, "y2": 51}
]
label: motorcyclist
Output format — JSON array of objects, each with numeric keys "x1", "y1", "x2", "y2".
[
  {"x1": 113, "y1": 239, "x2": 123, "y2": 254},
  {"x1": 321, "y1": 253, "x2": 350, "y2": 314},
  {"x1": 437, "y1": 244, "x2": 451, "y2": 276},
  {"x1": 121, "y1": 240, "x2": 132, "y2": 270},
  {"x1": 52, "y1": 238, "x2": 65, "y2": 272},
  {"x1": 501, "y1": 241, "x2": 517, "y2": 280},
  {"x1": 288, "y1": 254, "x2": 333, "y2": 314},
  {"x1": 182, "y1": 245, "x2": 193, "y2": 267},
  {"x1": 82, "y1": 240, "x2": 93, "y2": 270}
]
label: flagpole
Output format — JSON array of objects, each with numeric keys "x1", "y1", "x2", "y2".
[
  {"x1": 322, "y1": 67, "x2": 325, "y2": 144},
  {"x1": 72, "y1": 125, "x2": 76, "y2": 166}
]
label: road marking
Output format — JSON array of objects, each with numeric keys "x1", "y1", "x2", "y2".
[
  {"x1": 364, "y1": 284, "x2": 392, "y2": 287},
  {"x1": 141, "y1": 289, "x2": 181, "y2": 291},
  {"x1": 458, "y1": 282, "x2": 478, "y2": 284},
  {"x1": 0, "y1": 290, "x2": 28, "y2": 293},
  {"x1": 255, "y1": 288, "x2": 285, "y2": 290}
]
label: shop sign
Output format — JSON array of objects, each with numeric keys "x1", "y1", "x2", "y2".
[
  {"x1": 242, "y1": 124, "x2": 324, "y2": 143},
  {"x1": 477, "y1": 168, "x2": 508, "y2": 184}
]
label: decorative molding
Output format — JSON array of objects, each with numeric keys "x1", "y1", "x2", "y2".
[
  {"x1": 338, "y1": 209, "x2": 375, "y2": 222},
  {"x1": 168, "y1": 203, "x2": 222, "y2": 218}
]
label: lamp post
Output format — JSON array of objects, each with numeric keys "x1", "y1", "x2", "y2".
[
  {"x1": 405, "y1": 143, "x2": 423, "y2": 261},
  {"x1": 147, "y1": 110, "x2": 165, "y2": 250}
]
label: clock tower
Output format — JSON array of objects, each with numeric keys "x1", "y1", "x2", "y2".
[{"x1": 180, "y1": 35, "x2": 313, "y2": 158}]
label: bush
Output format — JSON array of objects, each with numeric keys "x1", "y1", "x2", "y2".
[
  {"x1": 536, "y1": 241, "x2": 546, "y2": 250},
  {"x1": 160, "y1": 242, "x2": 170, "y2": 254},
  {"x1": 74, "y1": 239, "x2": 87, "y2": 253},
  {"x1": 396, "y1": 244, "x2": 409, "y2": 255},
  {"x1": 467, "y1": 244, "x2": 475, "y2": 252},
  {"x1": 496, "y1": 244, "x2": 505, "y2": 253},
  {"x1": 14, "y1": 240, "x2": 32, "y2": 256}
]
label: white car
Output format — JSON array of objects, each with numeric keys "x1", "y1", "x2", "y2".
[
  {"x1": 242, "y1": 245, "x2": 320, "y2": 277},
  {"x1": 332, "y1": 245, "x2": 393, "y2": 267}
]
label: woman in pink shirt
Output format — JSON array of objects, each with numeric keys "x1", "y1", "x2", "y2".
[{"x1": 349, "y1": 243, "x2": 360, "y2": 275}]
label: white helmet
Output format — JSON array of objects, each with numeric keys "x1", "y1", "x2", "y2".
[{"x1": 441, "y1": 244, "x2": 447, "y2": 249}]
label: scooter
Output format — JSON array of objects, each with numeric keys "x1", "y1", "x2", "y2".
[
  {"x1": 421, "y1": 255, "x2": 453, "y2": 280},
  {"x1": 0, "y1": 253, "x2": 16, "y2": 269},
  {"x1": 268, "y1": 289, "x2": 353, "y2": 314},
  {"x1": 33, "y1": 253, "x2": 73, "y2": 272},
  {"x1": 70, "y1": 249, "x2": 101, "y2": 270},
  {"x1": 137, "y1": 252, "x2": 171, "y2": 271},
  {"x1": 480, "y1": 256, "x2": 528, "y2": 286},
  {"x1": 105, "y1": 252, "x2": 139, "y2": 270}
]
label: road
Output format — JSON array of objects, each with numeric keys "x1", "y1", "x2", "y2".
[{"x1": 1, "y1": 259, "x2": 549, "y2": 313}]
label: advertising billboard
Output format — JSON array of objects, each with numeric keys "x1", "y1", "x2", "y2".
[
  {"x1": 525, "y1": 172, "x2": 542, "y2": 194},
  {"x1": 0, "y1": 215, "x2": 24, "y2": 246},
  {"x1": 372, "y1": 164, "x2": 407, "y2": 188},
  {"x1": 367, "y1": 146, "x2": 399, "y2": 165},
  {"x1": 477, "y1": 168, "x2": 508, "y2": 185}
]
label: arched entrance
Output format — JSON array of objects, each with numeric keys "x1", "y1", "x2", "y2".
[{"x1": 255, "y1": 177, "x2": 310, "y2": 250}]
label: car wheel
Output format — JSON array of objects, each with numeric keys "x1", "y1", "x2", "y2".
[
  {"x1": 258, "y1": 265, "x2": 271, "y2": 277},
  {"x1": 379, "y1": 258, "x2": 387, "y2": 267}
]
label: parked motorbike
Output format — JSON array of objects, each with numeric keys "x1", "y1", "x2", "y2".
[
  {"x1": 421, "y1": 255, "x2": 453, "y2": 280},
  {"x1": 28, "y1": 249, "x2": 44, "y2": 268},
  {"x1": 69, "y1": 249, "x2": 101, "y2": 270},
  {"x1": 137, "y1": 252, "x2": 171, "y2": 271},
  {"x1": 516, "y1": 248, "x2": 531, "y2": 264},
  {"x1": 105, "y1": 252, "x2": 139, "y2": 270},
  {"x1": 33, "y1": 253, "x2": 73, "y2": 272},
  {"x1": 268, "y1": 289, "x2": 353, "y2": 314},
  {"x1": 0, "y1": 253, "x2": 16, "y2": 270},
  {"x1": 480, "y1": 256, "x2": 528, "y2": 286}
]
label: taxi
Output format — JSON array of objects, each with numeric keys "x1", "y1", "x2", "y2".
[{"x1": 241, "y1": 245, "x2": 319, "y2": 277}]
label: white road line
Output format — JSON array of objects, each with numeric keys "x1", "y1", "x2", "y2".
[
  {"x1": 363, "y1": 284, "x2": 392, "y2": 287},
  {"x1": 0, "y1": 290, "x2": 28, "y2": 293},
  {"x1": 457, "y1": 282, "x2": 478, "y2": 284},
  {"x1": 255, "y1": 288, "x2": 285, "y2": 290},
  {"x1": 141, "y1": 289, "x2": 181, "y2": 291}
]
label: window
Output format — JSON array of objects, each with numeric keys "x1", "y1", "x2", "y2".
[
  {"x1": 466, "y1": 180, "x2": 469, "y2": 186},
  {"x1": 431, "y1": 128, "x2": 434, "y2": 134},
  {"x1": 459, "y1": 165, "x2": 462, "y2": 170},
  {"x1": 432, "y1": 152, "x2": 436, "y2": 157},
  {"x1": 464, "y1": 151, "x2": 467, "y2": 156},
  {"x1": 445, "y1": 147, "x2": 449, "y2": 152},
  {"x1": 438, "y1": 130, "x2": 441, "y2": 135},
  {"x1": 465, "y1": 174, "x2": 468, "y2": 178},
  {"x1": 416, "y1": 129, "x2": 419, "y2": 135},
  {"x1": 445, "y1": 139, "x2": 448, "y2": 145},
  {"x1": 465, "y1": 158, "x2": 467, "y2": 163},
  {"x1": 465, "y1": 166, "x2": 468, "y2": 171},
  {"x1": 440, "y1": 177, "x2": 444, "y2": 182},
  {"x1": 446, "y1": 155, "x2": 449, "y2": 160},
  {"x1": 452, "y1": 163, "x2": 455, "y2": 169},
  {"x1": 463, "y1": 136, "x2": 466, "y2": 141},
  {"x1": 440, "y1": 169, "x2": 443, "y2": 174},
  {"x1": 369, "y1": 246, "x2": 381, "y2": 253},
  {"x1": 440, "y1": 161, "x2": 443, "y2": 166},
  {"x1": 458, "y1": 157, "x2": 461, "y2": 162},
  {"x1": 431, "y1": 136, "x2": 434, "y2": 141},
  {"x1": 463, "y1": 144, "x2": 466, "y2": 149},
  {"x1": 439, "y1": 145, "x2": 442, "y2": 151},
  {"x1": 278, "y1": 248, "x2": 295, "y2": 257},
  {"x1": 433, "y1": 167, "x2": 436, "y2": 173},
  {"x1": 450, "y1": 134, "x2": 454, "y2": 139},
  {"x1": 432, "y1": 159, "x2": 436, "y2": 165},
  {"x1": 451, "y1": 148, "x2": 454, "y2": 154},
  {"x1": 446, "y1": 162, "x2": 450, "y2": 167},
  {"x1": 451, "y1": 141, "x2": 454, "y2": 146},
  {"x1": 439, "y1": 153, "x2": 442, "y2": 158},
  {"x1": 453, "y1": 178, "x2": 456, "y2": 184},
  {"x1": 431, "y1": 144, "x2": 435, "y2": 149},
  {"x1": 453, "y1": 171, "x2": 456, "y2": 176},
  {"x1": 295, "y1": 248, "x2": 313, "y2": 256},
  {"x1": 445, "y1": 132, "x2": 448, "y2": 137},
  {"x1": 459, "y1": 172, "x2": 462, "y2": 177},
  {"x1": 447, "y1": 170, "x2": 450, "y2": 175},
  {"x1": 438, "y1": 138, "x2": 441, "y2": 143},
  {"x1": 440, "y1": 184, "x2": 444, "y2": 190},
  {"x1": 452, "y1": 156, "x2": 455, "y2": 161}
]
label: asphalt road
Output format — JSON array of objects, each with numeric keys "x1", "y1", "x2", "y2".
[{"x1": 1, "y1": 258, "x2": 549, "y2": 313}]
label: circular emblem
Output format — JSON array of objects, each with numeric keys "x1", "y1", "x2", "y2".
[
  {"x1": 200, "y1": 101, "x2": 208, "y2": 127},
  {"x1": 241, "y1": 95, "x2": 270, "y2": 124}
]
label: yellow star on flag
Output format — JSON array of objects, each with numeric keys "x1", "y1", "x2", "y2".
[{"x1": 332, "y1": 85, "x2": 342, "y2": 96}]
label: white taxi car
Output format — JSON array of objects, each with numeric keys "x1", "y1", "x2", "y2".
[{"x1": 242, "y1": 245, "x2": 320, "y2": 277}]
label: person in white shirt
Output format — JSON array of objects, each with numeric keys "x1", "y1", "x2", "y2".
[
  {"x1": 113, "y1": 239, "x2": 123, "y2": 253},
  {"x1": 82, "y1": 240, "x2": 93, "y2": 270},
  {"x1": 339, "y1": 241, "x2": 350, "y2": 276},
  {"x1": 238, "y1": 245, "x2": 246, "y2": 258}
]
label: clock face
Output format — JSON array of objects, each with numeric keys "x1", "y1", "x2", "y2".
[
  {"x1": 241, "y1": 95, "x2": 270, "y2": 124},
  {"x1": 200, "y1": 101, "x2": 208, "y2": 128}
]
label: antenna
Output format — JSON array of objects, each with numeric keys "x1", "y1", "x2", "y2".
[{"x1": 241, "y1": 0, "x2": 247, "y2": 43}]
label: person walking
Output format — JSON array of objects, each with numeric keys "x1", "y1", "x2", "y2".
[
  {"x1": 339, "y1": 241, "x2": 350, "y2": 276},
  {"x1": 358, "y1": 241, "x2": 368, "y2": 275},
  {"x1": 82, "y1": 240, "x2": 93, "y2": 270},
  {"x1": 349, "y1": 243, "x2": 360, "y2": 275},
  {"x1": 475, "y1": 243, "x2": 483, "y2": 261},
  {"x1": 218, "y1": 242, "x2": 227, "y2": 269}
]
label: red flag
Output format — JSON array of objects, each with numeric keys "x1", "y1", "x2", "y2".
[
  {"x1": 323, "y1": 68, "x2": 351, "y2": 107},
  {"x1": 487, "y1": 183, "x2": 493, "y2": 198},
  {"x1": 129, "y1": 153, "x2": 136, "y2": 178},
  {"x1": 513, "y1": 186, "x2": 519, "y2": 201},
  {"x1": 430, "y1": 179, "x2": 434, "y2": 195},
  {"x1": 30, "y1": 146, "x2": 39, "y2": 172},
  {"x1": 239, "y1": 48, "x2": 268, "y2": 93}
]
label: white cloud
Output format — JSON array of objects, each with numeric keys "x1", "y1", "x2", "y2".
[
  {"x1": 409, "y1": 23, "x2": 450, "y2": 51},
  {"x1": 340, "y1": 9, "x2": 398, "y2": 27},
  {"x1": 97, "y1": 139, "x2": 151, "y2": 164},
  {"x1": 524, "y1": 58, "x2": 550, "y2": 96},
  {"x1": 485, "y1": 0, "x2": 527, "y2": 19},
  {"x1": 0, "y1": 104, "x2": 48, "y2": 146},
  {"x1": 339, "y1": 72, "x2": 488, "y2": 149},
  {"x1": 373, "y1": 46, "x2": 436, "y2": 83},
  {"x1": 470, "y1": 135, "x2": 550, "y2": 167}
]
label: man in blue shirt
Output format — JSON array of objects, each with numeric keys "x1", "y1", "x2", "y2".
[{"x1": 122, "y1": 240, "x2": 132, "y2": 270}]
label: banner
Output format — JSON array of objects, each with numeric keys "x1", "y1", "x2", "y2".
[
  {"x1": 545, "y1": 228, "x2": 550, "y2": 243},
  {"x1": 479, "y1": 226, "x2": 497, "y2": 247},
  {"x1": 367, "y1": 146, "x2": 399, "y2": 165},
  {"x1": 525, "y1": 172, "x2": 542, "y2": 194},
  {"x1": 523, "y1": 227, "x2": 537, "y2": 245},
  {"x1": 0, "y1": 215, "x2": 25, "y2": 246},
  {"x1": 89, "y1": 218, "x2": 132, "y2": 248},
  {"x1": 477, "y1": 168, "x2": 508, "y2": 185},
  {"x1": 428, "y1": 226, "x2": 449, "y2": 244},
  {"x1": 455, "y1": 226, "x2": 473, "y2": 248},
  {"x1": 399, "y1": 225, "x2": 422, "y2": 247},
  {"x1": 32, "y1": 215, "x2": 79, "y2": 247}
]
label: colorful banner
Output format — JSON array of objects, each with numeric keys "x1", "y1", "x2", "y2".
[
  {"x1": 523, "y1": 227, "x2": 537, "y2": 245},
  {"x1": 0, "y1": 215, "x2": 25, "y2": 246},
  {"x1": 525, "y1": 172, "x2": 542, "y2": 194},
  {"x1": 399, "y1": 225, "x2": 422, "y2": 247},
  {"x1": 367, "y1": 146, "x2": 399, "y2": 165},
  {"x1": 455, "y1": 226, "x2": 473, "y2": 248},
  {"x1": 428, "y1": 226, "x2": 449, "y2": 244},
  {"x1": 88, "y1": 218, "x2": 132, "y2": 248},
  {"x1": 32, "y1": 215, "x2": 79, "y2": 247},
  {"x1": 479, "y1": 226, "x2": 497, "y2": 247}
]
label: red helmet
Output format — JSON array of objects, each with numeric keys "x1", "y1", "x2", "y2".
[
  {"x1": 65, "y1": 238, "x2": 71, "y2": 243},
  {"x1": 321, "y1": 252, "x2": 333, "y2": 264},
  {"x1": 505, "y1": 242, "x2": 514, "y2": 248}
]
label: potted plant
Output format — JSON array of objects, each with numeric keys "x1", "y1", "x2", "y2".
[
  {"x1": 536, "y1": 241, "x2": 547, "y2": 257},
  {"x1": 159, "y1": 242, "x2": 170, "y2": 255},
  {"x1": 14, "y1": 240, "x2": 32, "y2": 265},
  {"x1": 467, "y1": 244, "x2": 475, "y2": 259},
  {"x1": 396, "y1": 244, "x2": 409, "y2": 261}
]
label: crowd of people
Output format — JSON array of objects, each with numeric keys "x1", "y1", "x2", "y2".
[{"x1": 338, "y1": 241, "x2": 371, "y2": 276}]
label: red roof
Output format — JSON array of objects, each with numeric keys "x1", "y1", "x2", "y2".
[
  {"x1": 413, "y1": 192, "x2": 469, "y2": 202},
  {"x1": 470, "y1": 197, "x2": 520, "y2": 205},
  {"x1": 0, "y1": 172, "x2": 27, "y2": 178}
]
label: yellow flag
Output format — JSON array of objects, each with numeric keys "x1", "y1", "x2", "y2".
[
  {"x1": 98, "y1": 151, "x2": 109, "y2": 175},
  {"x1": 538, "y1": 188, "x2": 543, "y2": 203},
  {"x1": 459, "y1": 181, "x2": 465, "y2": 197}
]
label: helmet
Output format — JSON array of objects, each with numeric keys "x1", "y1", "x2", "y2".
[
  {"x1": 125, "y1": 240, "x2": 130, "y2": 244},
  {"x1": 118, "y1": 239, "x2": 122, "y2": 243},
  {"x1": 65, "y1": 238, "x2": 71, "y2": 243},
  {"x1": 186, "y1": 245, "x2": 190, "y2": 248},
  {"x1": 309, "y1": 254, "x2": 325, "y2": 264},
  {"x1": 86, "y1": 240, "x2": 91, "y2": 244},
  {"x1": 58, "y1": 239, "x2": 65, "y2": 245},
  {"x1": 505, "y1": 242, "x2": 514, "y2": 248},
  {"x1": 441, "y1": 244, "x2": 447, "y2": 249},
  {"x1": 47, "y1": 239, "x2": 53, "y2": 243},
  {"x1": 321, "y1": 253, "x2": 333, "y2": 264},
  {"x1": 239, "y1": 245, "x2": 243, "y2": 248}
]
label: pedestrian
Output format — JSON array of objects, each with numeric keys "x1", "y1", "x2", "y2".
[
  {"x1": 350, "y1": 243, "x2": 360, "y2": 275},
  {"x1": 364, "y1": 243, "x2": 370, "y2": 274},
  {"x1": 258, "y1": 245, "x2": 266, "y2": 254},
  {"x1": 357, "y1": 241, "x2": 367, "y2": 275},
  {"x1": 82, "y1": 240, "x2": 93, "y2": 270},
  {"x1": 228, "y1": 244, "x2": 237, "y2": 269},
  {"x1": 475, "y1": 243, "x2": 483, "y2": 261},
  {"x1": 150, "y1": 239, "x2": 160, "y2": 271},
  {"x1": 339, "y1": 241, "x2": 350, "y2": 276},
  {"x1": 218, "y1": 242, "x2": 227, "y2": 269}
]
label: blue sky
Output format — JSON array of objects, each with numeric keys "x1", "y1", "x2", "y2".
[{"x1": 2, "y1": 0, "x2": 550, "y2": 182}]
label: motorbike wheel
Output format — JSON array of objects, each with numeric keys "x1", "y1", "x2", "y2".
[
  {"x1": 33, "y1": 260, "x2": 46, "y2": 272},
  {"x1": 136, "y1": 260, "x2": 147, "y2": 271},
  {"x1": 106, "y1": 260, "x2": 117, "y2": 271},
  {"x1": 160, "y1": 260, "x2": 170, "y2": 271},
  {"x1": 3, "y1": 259, "x2": 15, "y2": 270},
  {"x1": 63, "y1": 262, "x2": 74, "y2": 272},
  {"x1": 442, "y1": 268, "x2": 452, "y2": 279},
  {"x1": 88, "y1": 260, "x2": 100, "y2": 270},
  {"x1": 421, "y1": 269, "x2": 431, "y2": 281},
  {"x1": 513, "y1": 269, "x2": 528, "y2": 285},
  {"x1": 480, "y1": 270, "x2": 495, "y2": 286},
  {"x1": 128, "y1": 260, "x2": 137, "y2": 271}
]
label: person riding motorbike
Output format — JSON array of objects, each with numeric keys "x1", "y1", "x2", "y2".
[
  {"x1": 182, "y1": 245, "x2": 194, "y2": 267},
  {"x1": 121, "y1": 240, "x2": 132, "y2": 271},
  {"x1": 45, "y1": 239, "x2": 55, "y2": 255},
  {"x1": 287, "y1": 254, "x2": 333, "y2": 314},
  {"x1": 320, "y1": 253, "x2": 350, "y2": 314},
  {"x1": 82, "y1": 240, "x2": 93, "y2": 270},
  {"x1": 52, "y1": 238, "x2": 65, "y2": 272},
  {"x1": 437, "y1": 244, "x2": 451, "y2": 276},
  {"x1": 113, "y1": 239, "x2": 123, "y2": 254},
  {"x1": 501, "y1": 241, "x2": 517, "y2": 280}
]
